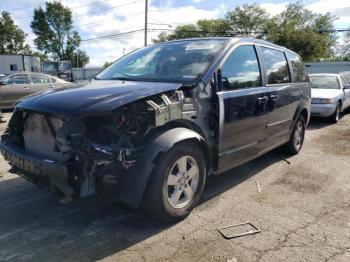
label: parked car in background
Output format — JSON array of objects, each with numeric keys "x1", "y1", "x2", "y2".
[
  {"x1": 309, "y1": 73, "x2": 350, "y2": 123},
  {"x1": 0, "y1": 72, "x2": 73, "y2": 108},
  {"x1": 0, "y1": 74, "x2": 6, "y2": 79},
  {"x1": 340, "y1": 71, "x2": 350, "y2": 84},
  {"x1": 0, "y1": 37, "x2": 311, "y2": 221}
]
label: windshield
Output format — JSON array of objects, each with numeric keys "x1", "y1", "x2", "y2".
[
  {"x1": 96, "y1": 39, "x2": 229, "y2": 84},
  {"x1": 309, "y1": 75, "x2": 340, "y2": 89}
]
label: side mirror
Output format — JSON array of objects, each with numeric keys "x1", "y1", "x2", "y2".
[{"x1": 344, "y1": 84, "x2": 350, "y2": 89}]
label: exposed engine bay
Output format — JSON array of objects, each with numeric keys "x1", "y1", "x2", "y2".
[{"x1": 1, "y1": 88, "x2": 218, "y2": 202}]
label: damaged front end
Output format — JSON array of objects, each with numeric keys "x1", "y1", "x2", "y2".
[{"x1": 0, "y1": 90, "x2": 189, "y2": 201}]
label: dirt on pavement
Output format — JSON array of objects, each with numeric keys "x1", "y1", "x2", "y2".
[{"x1": 0, "y1": 112, "x2": 349, "y2": 262}]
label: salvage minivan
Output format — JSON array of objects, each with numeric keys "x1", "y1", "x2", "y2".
[{"x1": 0, "y1": 38, "x2": 311, "y2": 221}]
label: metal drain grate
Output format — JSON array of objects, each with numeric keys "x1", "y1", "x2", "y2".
[{"x1": 217, "y1": 222, "x2": 261, "y2": 239}]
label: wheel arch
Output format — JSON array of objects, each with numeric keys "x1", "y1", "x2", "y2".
[
  {"x1": 292, "y1": 104, "x2": 310, "y2": 127},
  {"x1": 119, "y1": 127, "x2": 210, "y2": 208},
  {"x1": 338, "y1": 99, "x2": 343, "y2": 111},
  {"x1": 299, "y1": 108, "x2": 308, "y2": 123}
]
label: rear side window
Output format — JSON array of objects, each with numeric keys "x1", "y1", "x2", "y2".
[
  {"x1": 287, "y1": 52, "x2": 308, "y2": 82},
  {"x1": 31, "y1": 75, "x2": 50, "y2": 84},
  {"x1": 221, "y1": 45, "x2": 262, "y2": 90},
  {"x1": 261, "y1": 47, "x2": 290, "y2": 85}
]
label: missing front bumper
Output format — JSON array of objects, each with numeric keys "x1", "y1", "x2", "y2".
[{"x1": 0, "y1": 141, "x2": 74, "y2": 197}]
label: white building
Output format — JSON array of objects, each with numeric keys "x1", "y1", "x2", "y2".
[{"x1": 0, "y1": 55, "x2": 41, "y2": 75}]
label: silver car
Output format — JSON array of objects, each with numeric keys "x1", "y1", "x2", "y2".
[
  {"x1": 0, "y1": 72, "x2": 72, "y2": 109},
  {"x1": 309, "y1": 73, "x2": 350, "y2": 123}
]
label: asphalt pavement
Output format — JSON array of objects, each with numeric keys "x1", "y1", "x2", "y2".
[{"x1": 0, "y1": 112, "x2": 349, "y2": 262}]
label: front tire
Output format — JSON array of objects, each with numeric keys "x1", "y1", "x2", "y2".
[
  {"x1": 282, "y1": 115, "x2": 306, "y2": 155},
  {"x1": 142, "y1": 141, "x2": 206, "y2": 222}
]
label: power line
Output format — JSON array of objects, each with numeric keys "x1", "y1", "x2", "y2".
[
  {"x1": 4, "y1": 0, "x2": 43, "y2": 12},
  {"x1": 76, "y1": 0, "x2": 144, "y2": 17},
  {"x1": 10, "y1": 0, "x2": 144, "y2": 23},
  {"x1": 16, "y1": 0, "x2": 145, "y2": 28},
  {"x1": 77, "y1": 10, "x2": 145, "y2": 27},
  {"x1": 82, "y1": 26, "x2": 143, "y2": 38},
  {"x1": 81, "y1": 29, "x2": 145, "y2": 42},
  {"x1": 5, "y1": 0, "x2": 116, "y2": 12},
  {"x1": 70, "y1": 0, "x2": 123, "y2": 10},
  {"x1": 148, "y1": 22, "x2": 172, "y2": 27}
]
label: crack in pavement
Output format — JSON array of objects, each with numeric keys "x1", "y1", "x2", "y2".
[{"x1": 254, "y1": 204, "x2": 350, "y2": 262}]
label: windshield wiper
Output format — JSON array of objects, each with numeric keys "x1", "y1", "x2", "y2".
[{"x1": 103, "y1": 71, "x2": 138, "y2": 81}]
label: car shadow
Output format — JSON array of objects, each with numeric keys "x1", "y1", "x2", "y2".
[
  {"x1": 0, "y1": 150, "x2": 285, "y2": 262},
  {"x1": 307, "y1": 118, "x2": 330, "y2": 130}
]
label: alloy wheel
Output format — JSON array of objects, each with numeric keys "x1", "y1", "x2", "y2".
[
  {"x1": 294, "y1": 119, "x2": 304, "y2": 151},
  {"x1": 166, "y1": 155, "x2": 200, "y2": 209}
]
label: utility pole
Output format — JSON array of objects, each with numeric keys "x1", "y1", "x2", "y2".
[{"x1": 144, "y1": 0, "x2": 148, "y2": 46}]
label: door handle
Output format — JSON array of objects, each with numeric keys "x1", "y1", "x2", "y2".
[
  {"x1": 23, "y1": 87, "x2": 30, "y2": 90},
  {"x1": 257, "y1": 96, "x2": 268, "y2": 104},
  {"x1": 270, "y1": 94, "x2": 279, "y2": 101}
]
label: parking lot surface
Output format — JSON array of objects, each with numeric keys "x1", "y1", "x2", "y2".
[{"x1": 0, "y1": 112, "x2": 349, "y2": 262}]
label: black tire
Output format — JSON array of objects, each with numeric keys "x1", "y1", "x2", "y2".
[
  {"x1": 142, "y1": 141, "x2": 206, "y2": 222},
  {"x1": 282, "y1": 115, "x2": 306, "y2": 155},
  {"x1": 328, "y1": 102, "x2": 340, "y2": 124}
]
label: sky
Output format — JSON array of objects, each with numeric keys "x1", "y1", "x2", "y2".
[{"x1": 1, "y1": 0, "x2": 350, "y2": 67}]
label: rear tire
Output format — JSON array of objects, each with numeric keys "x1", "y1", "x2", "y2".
[
  {"x1": 282, "y1": 115, "x2": 306, "y2": 155},
  {"x1": 328, "y1": 102, "x2": 340, "y2": 123},
  {"x1": 142, "y1": 141, "x2": 206, "y2": 222}
]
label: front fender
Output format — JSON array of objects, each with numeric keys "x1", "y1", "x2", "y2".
[{"x1": 119, "y1": 127, "x2": 205, "y2": 208}]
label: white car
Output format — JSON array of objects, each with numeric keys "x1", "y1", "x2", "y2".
[{"x1": 309, "y1": 73, "x2": 350, "y2": 123}]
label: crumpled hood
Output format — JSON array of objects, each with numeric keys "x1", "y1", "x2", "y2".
[
  {"x1": 311, "y1": 88, "x2": 341, "y2": 99},
  {"x1": 17, "y1": 80, "x2": 182, "y2": 116}
]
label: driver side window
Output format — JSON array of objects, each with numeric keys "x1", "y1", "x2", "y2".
[{"x1": 221, "y1": 45, "x2": 262, "y2": 90}]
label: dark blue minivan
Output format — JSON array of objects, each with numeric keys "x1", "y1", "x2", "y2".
[{"x1": 0, "y1": 37, "x2": 311, "y2": 221}]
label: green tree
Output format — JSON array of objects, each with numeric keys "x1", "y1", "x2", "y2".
[
  {"x1": 31, "y1": 1, "x2": 89, "y2": 67},
  {"x1": 265, "y1": 2, "x2": 336, "y2": 61},
  {"x1": 152, "y1": 5, "x2": 267, "y2": 43},
  {"x1": 72, "y1": 50, "x2": 89, "y2": 68},
  {"x1": 0, "y1": 11, "x2": 31, "y2": 54},
  {"x1": 156, "y1": 24, "x2": 201, "y2": 43},
  {"x1": 196, "y1": 19, "x2": 230, "y2": 36},
  {"x1": 103, "y1": 61, "x2": 113, "y2": 68},
  {"x1": 338, "y1": 29, "x2": 350, "y2": 61},
  {"x1": 152, "y1": 19, "x2": 229, "y2": 43},
  {"x1": 152, "y1": 2, "x2": 336, "y2": 61},
  {"x1": 225, "y1": 4, "x2": 269, "y2": 37}
]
